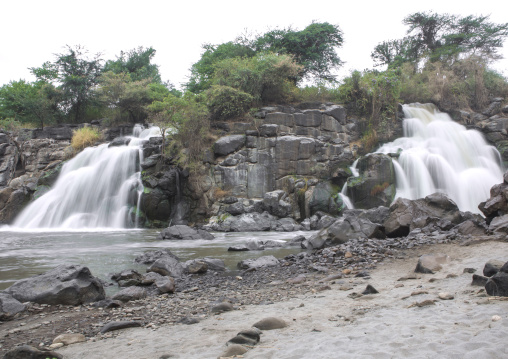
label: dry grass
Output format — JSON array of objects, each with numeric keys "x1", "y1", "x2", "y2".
[
  {"x1": 213, "y1": 187, "x2": 230, "y2": 200},
  {"x1": 71, "y1": 127, "x2": 101, "y2": 151}
]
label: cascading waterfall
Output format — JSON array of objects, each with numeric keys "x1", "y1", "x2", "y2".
[
  {"x1": 375, "y1": 103, "x2": 503, "y2": 213},
  {"x1": 13, "y1": 126, "x2": 155, "y2": 229}
]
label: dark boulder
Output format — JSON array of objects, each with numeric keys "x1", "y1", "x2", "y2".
[
  {"x1": 3, "y1": 345, "x2": 64, "y2": 359},
  {"x1": 0, "y1": 292, "x2": 26, "y2": 320},
  {"x1": 213, "y1": 135, "x2": 245, "y2": 157},
  {"x1": 159, "y1": 224, "x2": 215, "y2": 240},
  {"x1": 5, "y1": 264, "x2": 105, "y2": 305},
  {"x1": 111, "y1": 269, "x2": 143, "y2": 287},
  {"x1": 100, "y1": 321, "x2": 143, "y2": 334},
  {"x1": 147, "y1": 256, "x2": 184, "y2": 278},
  {"x1": 108, "y1": 136, "x2": 132, "y2": 147},
  {"x1": 485, "y1": 271, "x2": 508, "y2": 296},
  {"x1": 484, "y1": 260, "x2": 505, "y2": 277}
]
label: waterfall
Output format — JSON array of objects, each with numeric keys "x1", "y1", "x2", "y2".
[
  {"x1": 13, "y1": 126, "x2": 154, "y2": 229},
  {"x1": 376, "y1": 103, "x2": 503, "y2": 213}
]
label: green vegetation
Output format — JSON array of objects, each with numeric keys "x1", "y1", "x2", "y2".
[{"x1": 71, "y1": 127, "x2": 101, "y2": 151}]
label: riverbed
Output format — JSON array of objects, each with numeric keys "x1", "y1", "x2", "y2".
[{"x1": 0, "y1": 228, "x2": 309, "y2": 290}]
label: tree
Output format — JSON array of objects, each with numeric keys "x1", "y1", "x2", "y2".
[
  {"x1": 103, "y1": 47, "x2": 162, "y2": 83},
  {"x1": 371, "y1": 12, "x2": 508, "y2": 67},
  {"x1": 55, "y1": 45, "x2": 103, "y2": 123},
  {"x1": 254, "y1": 22, "x2": 344, "y2": 81}
]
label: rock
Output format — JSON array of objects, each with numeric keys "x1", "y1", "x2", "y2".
[
  {"x1": 108, "y1": 136, "x2": 131, "y2": 147},
  {"x1": 218, "y1": 344, "x2": 248, "y2": 358},
  {"x1": 263, "y1": 190, "x2": 291, "y2": 218},
  {"x1": 485, "y1": 272, "x2": 508, "y2": 296},
  {"x1": 385, "y1": 193, "x2": 463, "y2": 238},
  {"x1": 2, "y1": 345, "x2": 64, "y2": 359},
  {"x1": 111, "y1": 269, "x2": 143, "y2": 287},
  {"x1": 415, "y1": 254, "x2": 450, "y2": 274},
  {"x1": 484, "y1": 260, "x2": 505, "y2": 277},
  {"x1": 228, "y1": 246, "x2": 250, "y2": 252},
  {"x1": 100, "y1": 321, "x2": 143, "y2": 334},
  {"x1": 155, "y1": 276, "x2": 175, "y2": 294},
  {"x1": 134, "y1": 249, "x2": 178, "y2": 265},
  {"x1": 91, "y1": 299, "x2": 123, "y2": 308},
  {"x1": 308, "y1": 181, "x2": 346, "y2": 216},
  {"x1": 227, "y1": 329, "x2": 260, "y2": 346},
  {"x1": 213, "y1": 135, "x2": 246, "y2": 157},
  {"x1": 0, "y1": 292, "x2": 26, "y2": 320},
  {"x1": 159, "y1": 225, "x2": 215, "y2": 240},
  {"x1": 185, "y1": 260, "x2": 209, "y2": 274},
  {"x1": 238, "y1": 255, "x2": 280, "y2": 270},
  {"x1": 438, "y1": 292, "x2": 454, "y2": 300},
  {"x1": 472, "y1": 274, "x2": 489, "y2": 286},
  {"x1": 179, "y1": 316, "x2": 200, "y2": 325},
  {"x1": 5, "y1": 264, "x2": 105, "y2": 305},
  {"x1": 211, "y1": 302, "x2": 234, "y2": 313},
  {"x1": 288, "y1": 235, "x2": 306, "y2": 246},
  {"x1": 200, "y1": 258, "x2": 226, "y2": 272},
  {"x1": 141, "y1": 271, "x2": 165, "y2": 285},
  {"x1": 209, "y1": 212, "x2": 277, "y2": 232},
  {"x1": 252, "y1": 317, "x2": 288, "y2": 330},
  {"x1": 148, "y1": 256, "x2": 184, "y2": 278},
  {"x1": 52, "y1": 333, "x2": 86, "y2": 345},
  {"x1": 112, "y1": 286, "x2": 147, "y2": 302},
  {"x1": 362, "y1": 284, "x2": 379, "y2": 295}
]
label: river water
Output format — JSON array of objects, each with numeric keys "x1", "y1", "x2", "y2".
[{"x1": 0, "y1": 229, "x2": 308, "y2": 291}]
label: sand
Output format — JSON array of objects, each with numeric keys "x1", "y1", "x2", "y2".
[{"x1": 58, "y1": 240, "x2": 508, "y2": 359}]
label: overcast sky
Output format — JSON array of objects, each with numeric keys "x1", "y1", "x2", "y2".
[{"x1": 1, "y1": 1, "x2": 507, "y2": 89}]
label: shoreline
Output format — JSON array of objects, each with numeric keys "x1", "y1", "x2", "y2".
[{"x1": 2, "y1": 237, "x2": 508, "y2": 358}]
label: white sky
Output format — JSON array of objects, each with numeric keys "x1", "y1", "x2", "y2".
[{"x1": 1, "y1": 0, "x2": 507, "y2": 90}]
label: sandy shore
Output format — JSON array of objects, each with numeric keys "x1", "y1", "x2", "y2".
[{"x1": 51, "y1": 239, "x2": 508, "y2": 359}]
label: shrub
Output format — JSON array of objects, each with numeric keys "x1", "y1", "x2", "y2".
[
  {"x1": 71, "y1": 127, "x2": 101, "y2": 151},
  {"x1": 206, "y1": 85, "x2": 254, "y2": 120}
]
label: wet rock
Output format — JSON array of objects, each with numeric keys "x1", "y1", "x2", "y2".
[
  {"x1": 228, "y1": 246, "x2": 250, "y2": 252},
  {"x1": 485, "y1": 272, "x2": 508, "y2": 296},
  {"x1": 288, "y1": 235, "x2": 306, "y2": 246},
  {"x1": 415, "y1": 254, "x2": 450, "y2": 274},
  {"x1": 100, "y1": 320, "x2": 143, "y2": 334},
  {"x1": 148, "y1": 256, "x2": 185, "y2": 278},
  {"x1": 185, "y1": 260, "x2": 209, "y2": 274},
  {"x1": 5, "y1": 264, "x2": 105, "y2": 305},
  {"x1": 134, "y1": 249, "x2": 178, "y2": 265},
  {"x1": 91, "y1": 299, "x2": 123, "y2": 308},
  {"x1": 484, "y1": 260, "x2": 505, "y2": 277},
  {"x1": 112, "y1": 286, "x2": 147, "y2": 302},
  {"x1": 238, "y1": 255, "x2": 280, "y2": 270},
  {"x1": 227, "y1": 329, "x2": 261, "y2": 346},
  {"x1": 52, "y1": 333, "x2": 86, "y2": 345},
  {"x1": 3, "y1": 345, "x2": 64, "y2": 359},
  {"x1": 472, "y1": 274, "x2": 489, "y2": 286},
  {"x1": 108, "y1": 136, "x2": 131, "y2": 147},
  {"x1": 200, "y1": 258, "x2": 226, "y2": 272},
  {"x1": 111, "y1": 269, "x2": 143, "y2": 287},
  {"x1": 0, "y1": 292, "x2": 26, "y2": 320},
  {"x1": 253, "y1": 317, "x2": 288, "y2": 330},
  {"x1": 159, "y1": 225, "x2": 215, "y2": 240}
]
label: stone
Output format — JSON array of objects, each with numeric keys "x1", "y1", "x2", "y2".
[
  {"x1": 213, "y1": 135, "x2": 246, "y2": 157},
  {"x1": 108, "y1": 136, "x2": 131, "y2": 147},
  {"x1": 134, "y1": 249, "x2": 178, "y2": 265},
  {"x1": 219, "y1": 344, "x2": 248, "y2": 358},
  {"x1": 288, "y1": 235, "x2": 306, "y2": 246},
  {"x1": 438, "y1": 292, "x2": 454, "y2": 300},
  {"x1": 2, "y1": 345, "x2": 64, "y2": 359},
  {"x1": 227, "y1": 329, "x2": 260, "y2": 346},
  {"x1": 185, "y1": 260, "x2": 209, "y2": 274},
  {"x1": 472, "y1": 274, "x2": 489, "y2": 286},
  {"x1": 112, "y1": 286, "x2": 147, "y2": 302},
  {"x1": 91, "y1": 299, "x2": 123, "y2": 308},
  {"x1": 415, "y1": 254, "x2": 450, "y2": 274},
  {"x1": 488, "y1": 214, "x2": 508, "y2": 234},
  {"x1": 200, "y1": 258, "x2": 226, "y2": 272},
  {"x1": 159, "y1": 225, "x2": 215, "y2": 240},
  {"x1": 100, "y1": 321, "x2": 143, "y2": 334},
  {"x1": 52, "y1": 333, "x2": 86, "y2": 345},
  {"x1": 253, "y1": 317, "x2": 288, "y2": 330},
  {"x1": 155, "y1": 276, "x2": 175, "y2": 294},
  {"x1": 0, "y1": 292, "x2": 26, "y2": 320},
  {"x1": 484, "y1": 260, "x2": 505, "y2": 277},
  {"x1": 148, "y1": 256, "x2": 185, "y2": 278},
  {"x1": 141, "y1": 271, "x2": 165, "y2": 285},
  {"x1": 362, "y1": 284, "x2": 379, "y2": 295},
  {"x1": 179, "y1": 316, "x2": 200, "y2": 325},
  {"x1": 238, "y1": 255, "x2": 280, "y2": 270},
  {"x1": 5, "y1": 264, "x2": 105, "y2": 305},
  {"x1": 211, "y1": 302, "x2": 234, "y2": 313},
  {"x1": 485, "y1": 272, "x2": 508, "y2": 296},
  {"x1": 111, "y1": 269, "x2": 143, "y2": 287}
]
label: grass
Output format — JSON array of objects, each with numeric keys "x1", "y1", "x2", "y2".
[{"x1": 71, "y1": 127, "x2": 101, "y2": 151}]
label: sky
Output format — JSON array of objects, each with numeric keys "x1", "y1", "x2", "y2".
[{"x1": 1, "y1": 0, "x2": 507, "y2": 90}]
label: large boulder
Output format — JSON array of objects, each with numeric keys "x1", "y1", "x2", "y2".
[
  {"x1": 238, "y1": 255, "x2": 280, "y2": 270},
  {"x1": 479, "y1": 172, "x2": 508, "y2": 223},
  {"x1": 147, "y1": 256, "x2": 184, "y2": 278},
  {"x1": 308, "y1": 181, "x2": 346, "y2": 216},
  {"x1": 0, "y1": 292, "x2": 26, "y2": 320},
  {"x1": 485, "y1": 269, "x2": 508, "y2": 297},
  {"x1": 207, "y1": 212, "x2": 277, "y2": 232},
  {"x1": 384, "y1": 193, "x2": 464, "y2": 238},
  {"x1": 213, "y1": 135, "x2": 246, "y2": 157},
  {"x1": 158, "y1": 225, "x2": 215, "y2": 240},
  {"x1": 346, "y1": 153, "x2": 396, "y2": 209},
  {"x1": 5, "y1": 264, "x2": 105, "y2": 305},
  {"x1": 263, "y1": 190, "x2": 292, "y2": 218}
]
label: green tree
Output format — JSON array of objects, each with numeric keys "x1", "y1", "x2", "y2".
[
  {"x1": 103, "y1": 47, "x2": 162, "y2": 83},
  {"x1": 254, "y1": 22, "x2": 344, "y2": 81},
  {"x1": 55, "y1": 45, "x2": 103, "y2": 123}
]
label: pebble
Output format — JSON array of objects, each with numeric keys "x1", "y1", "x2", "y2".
[
  {"x1": 438, "y1": 292, "x2": 454, "y2": 300},
  {"x1": 492, "y1": 315, "x2": 502, "y2": 322}
]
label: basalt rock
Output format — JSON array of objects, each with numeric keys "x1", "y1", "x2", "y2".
[
  {"x1": 0, "y1": 292, "x2": 26, "y2": 320},
  {"x1": 5, "y1": 264, "x2": 105, "y2": 305},
  {"x1": 158, "y1": 224, "x2": 215, "y2": 240}
]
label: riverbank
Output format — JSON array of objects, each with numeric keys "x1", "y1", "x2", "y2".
[{"x1": 1, "y1": 237, "x2": 507, "y2": 358}]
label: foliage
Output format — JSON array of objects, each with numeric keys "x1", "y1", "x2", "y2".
[
  {"x1": 103, "y1": 47, "x2": 162, "y2": 83},
  {"x1": 71, "y1": 126, "x2": 101, "y2": 151},
  {"x1": 291, "y1": 82, "x2": 341, "y2": 103},
  {"x1": 254, "y1": 22, "x2": 344, "y2": 81},
  {"x1": 54, "y1": 45, "x2": 103, "y2": 123},
  {"x1": 206, "y1": 85, "x2": 254, "y2": 120},
  {"x1": 372, "y1": 12, "x2": 508, "y2": 68}
]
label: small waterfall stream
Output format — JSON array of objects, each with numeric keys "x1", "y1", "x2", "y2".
[
  {"x1": 375, "y1": 103, "x2": 504, "y2": 213},
  {"x1": 13, "y1": 127, "x2": 154, "y2": 229}
]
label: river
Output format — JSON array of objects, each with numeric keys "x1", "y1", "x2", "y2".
[{"x1": 0, "y1": 229, "x2": 308, "y2": 291}]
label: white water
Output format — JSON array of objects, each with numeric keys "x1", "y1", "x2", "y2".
[
  {"x1": 12, "y1": 126, "x2": 157, "y2": 229},
  {"x1": 376, "y1": 103, "x2": 503, "y2": 213}
]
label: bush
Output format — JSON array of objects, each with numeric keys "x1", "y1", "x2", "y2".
[
  {"x1": 206, "y1": 85, "x2": 254, "y2": 120},
  {"x1": 71, "y1": 127, "x2": 101, "y2": 151}
]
